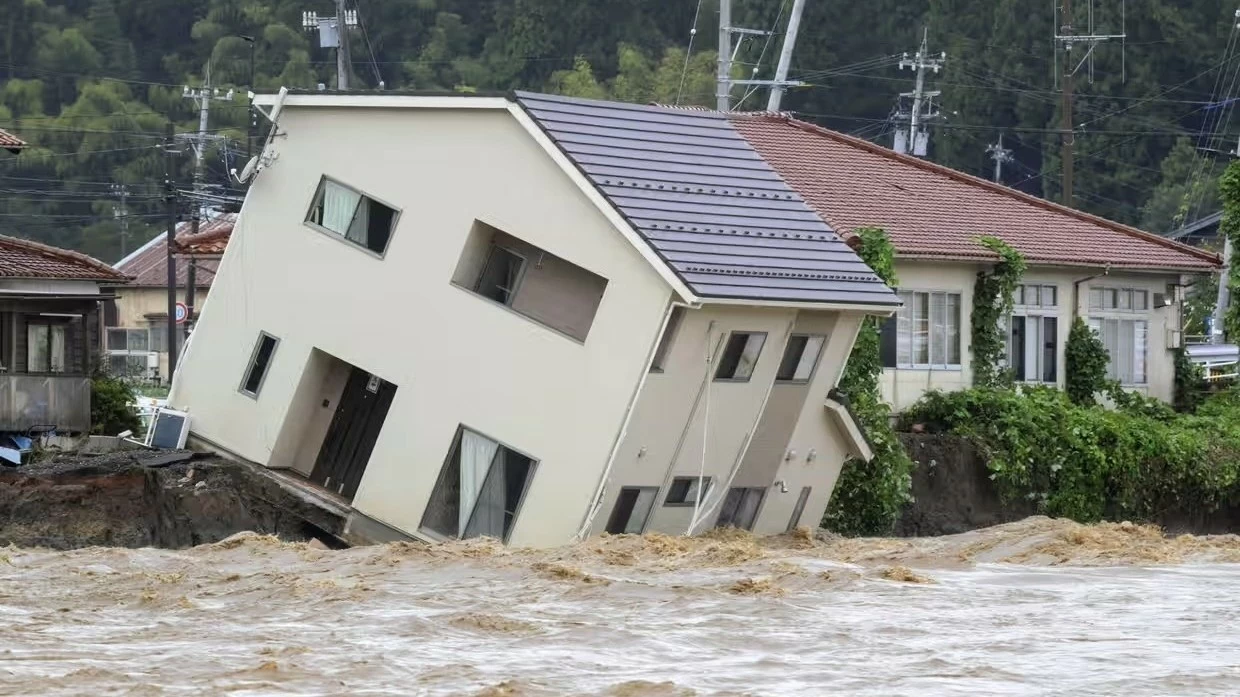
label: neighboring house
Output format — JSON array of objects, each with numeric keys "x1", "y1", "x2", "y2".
[
  {"x1": 0, "y1": 128, "x2": 25, "y2": 154},
  {"x1": 167, "y1": 91, "x2": 898, "y2": 548},
  {"x1": 109, "y1": 213, "x2": 235, "y2": 382},
  {"x1": 0, "y1": 235, "x2": 129, "y2": 432},
  {"x1": 732, "y1": 114, "x2": 1220, "y2": 410}
]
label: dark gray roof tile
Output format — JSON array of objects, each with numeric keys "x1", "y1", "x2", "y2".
[{"x1": 515, "y1": 91, "x2": 899, "y2": 307}]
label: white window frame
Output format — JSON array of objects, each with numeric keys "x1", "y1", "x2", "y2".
[
  {"x1": 304, "y1": 175, "x2": 401, "y2": 257},
  {"x1": 895, "y1": 289, "x2": 962, "y2": 370},
  {"x1": 1087, "y1": 317, "x2": 1148, "y2": 386},
  {"x1": 1004, "y1": 283, "x2": 1060, "y2": 385}
]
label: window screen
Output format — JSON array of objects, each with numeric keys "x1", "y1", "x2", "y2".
[
  {"x1": 776, "y1": 334, "x2": 826, "y2": 382},
  {"x1": 715, "y1": 332, "x2": 766, "y2": 381},
  {"x1": 605, "y1": 486, "x2": 658, "y2": 534},
  {"x1": 665, "y1": 476, "x2": 711, "y2": 506}
]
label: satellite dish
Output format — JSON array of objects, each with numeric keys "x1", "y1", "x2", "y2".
[
  {"x1": 236, "y1": 156, "x2": 259, "y2": 183},
  {"x1": 268, "y1": 86, "x2": 289, "y2": 124}
]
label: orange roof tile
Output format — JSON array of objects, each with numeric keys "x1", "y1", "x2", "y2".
[
  {"x1": 731, "y1": 114, "x2": 1219, "y2": 272},
  {"x1": 0, "y1": 234, "x2": 129, "y2": 281}
]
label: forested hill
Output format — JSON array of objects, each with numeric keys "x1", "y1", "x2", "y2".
[{"x1": 0, "y1": 0, "x2": 1235, "y2": 262}]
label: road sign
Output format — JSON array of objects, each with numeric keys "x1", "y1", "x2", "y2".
[{"x1": 174, "y1": 302, "x2": 189, "y2": 325}]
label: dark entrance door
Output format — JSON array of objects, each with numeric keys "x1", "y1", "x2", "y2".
[{"x1": 310, "y1": 367, "x2": 397, "y2": 501}]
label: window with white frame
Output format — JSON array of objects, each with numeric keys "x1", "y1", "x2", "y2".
[
  {"x1": 1087, "y1": 286, "x2": 1149, "y2": 385},
  {"x1": 1088, "y1": 318, "x2": 1148, "y2": 385},
  {"x1": 1004, "y1": 284, "x2": 1059, "y2": 383},
  {"x1": 305, "y1": 176, "x2": 399, "y2": 255},
  {"x1": 893, "y1": 290, "x2": 962, "y2": 368}
]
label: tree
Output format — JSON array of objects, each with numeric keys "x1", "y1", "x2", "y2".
[{"x1": 1141, "y1": 138, "x2": 1220, "y2": 234}]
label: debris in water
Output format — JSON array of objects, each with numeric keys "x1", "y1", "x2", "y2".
[
  {"x1": 727, "y1": 577, "x2": 785, "y2": 596},
  {"x1": 450, "y1": 613, "x2": 540, "y2": 634},
  {"x1": 532, "y1": 561, "x2": 609, "y2": 585},
  {"x1": 879, "y1": 566, "x2": 934, "y2": 584}
]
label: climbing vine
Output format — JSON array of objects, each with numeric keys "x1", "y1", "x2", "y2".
[
  {"x1": 1065, "y1": 317, "x2": 1110, "y2": 405},
  {"x1": 1219, "y1": 160, "x2": 1240, "y2": 341},
  {"x1": 970, "y1": 236, "x2": 1027, "y2": 388},
  {"x1": 824, "y1": 227, "x2": 914, "y2": 536},
  {"x1": 1174, "y1": 347, "x2": 1208, "y2": 413}
]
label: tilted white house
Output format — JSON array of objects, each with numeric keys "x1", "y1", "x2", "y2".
[{"x1": 168, "y1": 91, "x2": 899, "y2": 547}]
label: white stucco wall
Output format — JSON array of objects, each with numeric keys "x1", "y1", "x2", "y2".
[
  {"x1": 169, "y1": 104, "x2": 673, "y2": 548},
  {"x1": 595, "y1": 306, "x2": 869, "y2": 537},
  {"x1": 881, "y1": 259, "x2": 1185, "y2": 411}
]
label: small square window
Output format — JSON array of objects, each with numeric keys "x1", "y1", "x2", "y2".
[
  {"x1": 1089, "y1": 288, "x2": 1103, "y2": 310},
  {"x1": 1119, "y1": 289, "x2": 1132, "y2": 310},
  {"x1": 1027, "y1": 285, "x2": 1039, "y2": 307},
  {"x1": 715, "y1": 331, "x2": 767, "y2": 381},
  {"x1": 665, "y1": 476, "x2": 712, "y2": 506},
  {"x1": 1042, "y1": 285, "x2": 1057, "y2": 307},
  {"x1": 1134, "y1": 290, "x2": 1148, "y2": 311},
  {"x1": 306, "y1": 177, "x2": 398, "y2": 255},
  {"x1": 776, "y1": 334, "x2": 827, "y2": 382},
  {"x1": 1014, "y1": 285, "x2": 1024, "y2": 305},
  {"x1": 475, "y1": 246, "x2": 526, "y2": 306},
  {"x1": 240, "y1": 333, "x2": 279, "y2": 397},
  {"x1": 605, "y1": 486, "x2": 658, "y2": 534}
]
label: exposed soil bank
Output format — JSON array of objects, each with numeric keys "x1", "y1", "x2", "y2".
[
  {"x1": 0, "y1": 452, "x2": 347, "y2": 549},
  {"x1": 895, "y1": 433, "x2": 1240, "y2": 537}
]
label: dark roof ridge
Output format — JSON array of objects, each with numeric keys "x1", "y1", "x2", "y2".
[{"x1": 732, "y1": 112, "x2": 1220, "y2": 267}]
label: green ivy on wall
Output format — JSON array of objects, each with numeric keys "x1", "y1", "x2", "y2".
[
  {"x1": 1065, "y1": 317, "x2": 1110, "y2": 405},
  {"x1": 823, "y1": 227, "x2": 914, "y2": 537},
  {"x1": 970, "y1": 237, "x2": 1027, "y2": 388}
]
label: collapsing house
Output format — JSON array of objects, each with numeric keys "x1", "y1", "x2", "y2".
[{"x1": 167, "y1": 91, "x2": 898, "y2": 547}]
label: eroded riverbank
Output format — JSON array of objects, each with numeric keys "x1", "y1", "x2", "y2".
[{"x1": 2, "y1": 520, "x2": 1239, "y2": 695}]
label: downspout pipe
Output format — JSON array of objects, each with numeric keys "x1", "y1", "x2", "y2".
[{"x1": 1072, "y1": 264, "x2": 1111, "y2": 321}]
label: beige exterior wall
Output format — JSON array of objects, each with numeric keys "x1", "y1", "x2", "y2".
[
  {"x1": 881, "y1": 260, "x2": 1185, "y2": 411},
  {"x1": 169, "y1": 105, "x2": 673, "y2": 548},
  {"x1": 593, "y1": 306, "x2": 869, "y2": 537},
  {"x1": 111, "y1": 286, "x2": 207, "y2": 379}
]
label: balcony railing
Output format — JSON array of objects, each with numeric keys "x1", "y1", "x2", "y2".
[{"x1": 0, "y1": 374, "x2": 91, "y2": 433}]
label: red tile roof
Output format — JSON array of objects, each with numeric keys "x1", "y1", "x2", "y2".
[
  {"x1": 731, "y1": 114, "x2": 1220, "y2": 272},
  {"x1": 0, "y1": 234, "x2": 130, "y2": 281},
  {"x1": 114, "y1": 213, "x2": 235, "y2": 287},
  {"x1": 0, "y1": 128, "x2": 24, "y2": 153}
]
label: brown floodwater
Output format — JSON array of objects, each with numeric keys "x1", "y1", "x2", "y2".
[{"x1": 1, "y1": 517, "x2": 1238, "y2": 696}]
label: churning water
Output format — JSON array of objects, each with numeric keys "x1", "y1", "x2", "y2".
[{"x1": 1, "y1": 517, "x2": 1238, "y2": 696}]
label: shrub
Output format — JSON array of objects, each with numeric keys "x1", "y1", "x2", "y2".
[
  {"x1": 902, "y1": 386, "x2": 1240, "y2": 522},
  {"x1": 91, "y1": 373, "x2": 141, "y2": 436},
  {"x1": 1064, "y1": 317, "x2": 1110, "y2": 405},
  {"x1": 824, "y1": 227, "x2": 913, "y2": 536}
]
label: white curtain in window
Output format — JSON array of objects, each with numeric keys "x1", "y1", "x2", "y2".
[
  {"x1": 912, "y1": 293, "x2": 929, "y2": 364},
  {"x1": 465, "y1": 456, "x2": 507, "y2": 539},
  {"x1": 896, "y1": 291, "x2": 912, "y2": 365},
  {"x1": 50, "y1": 325, "x2": 66, "y2": 373},
  {"x1": 322, "y1": 180, "x2": 361, "y2": 234},
  {"x1": 1133, "y1": 320, "x2": 1147, "y2": 384},
  {"x1": 27, "y1": 324, "x2": 48, "y2": 372},
  {"x1": 930, "y1": 292, "x2": 946, "y2": 365},
  {"x1": 947, "y1": 294, "x2": 962, "y2": 365},
  {"x1": 458, "y1": 430, "x2": 499, "y2": 536}
]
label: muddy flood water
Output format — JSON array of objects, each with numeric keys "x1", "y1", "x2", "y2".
[{"x1": 2, "y1": 517, "x2": 1239, "y2": 696}]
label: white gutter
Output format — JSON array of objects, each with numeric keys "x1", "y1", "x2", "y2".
[{"x1": 252, "y1": 93, "x2": 512, "y2": 110}]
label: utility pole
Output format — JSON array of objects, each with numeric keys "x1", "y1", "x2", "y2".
[
  {"x1": 303, "y1": 4, "x2": 357, "y2": 90},
  {"x1": 716, "y1": 0, "x2": 803, "y2": 112},
  {"x1": 1060, "y1": 0, "x2": 1075, "y2": 207},
  {"x1": 163, "y1": 123, "x2": 180, "y2": 382},
  {"x1": 240, "y1": 35, "x2": 257, "y2": 164},
  {"x1": 110, "y1": 184, "x2": 129, "y2": 257},
  {"x1": 893, "y1": 29, "x2": 945, "y2": 157},
  {"x1": 766, "y1": 0, "x2": 807, "y2": 112},
  {"x1": 987, "y1": 134, "x2": 1014, "y2": 183},
  {"x1": 1055, "y1": 0, "x2": 1126, "y2": 207},
  {"x1": 716, "y1": 0, "x2": 732, "y2": 111},
  {"x1": 181, "y1": 68, "x2": 231, "y2": 347}
]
